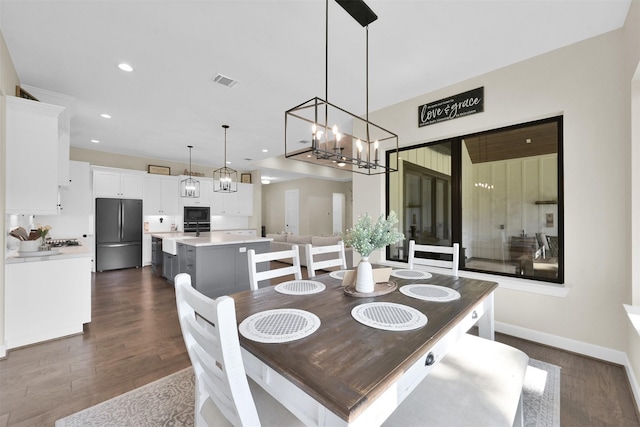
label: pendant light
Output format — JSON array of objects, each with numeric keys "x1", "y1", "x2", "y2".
[
  {"x1": 284, "y1": 0, "x2": 398, "y2": 175},
  {"x1": 180, "y1": 145, "x2": 200, "y2": 198},
  {"x1": 214, "y1": 124, "x2": 238, "y2": 193}
]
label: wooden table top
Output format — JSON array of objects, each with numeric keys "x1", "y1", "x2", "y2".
[{"x1": 232, "y1": 270, "x2": 497, "y2": 423}]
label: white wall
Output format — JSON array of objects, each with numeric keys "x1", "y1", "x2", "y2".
[
  {"x1": 628, "y1": 0, "x2": 640, "y2": 405},
  {"x1": 0, "y1": 27, "x2": 21, "y2": 357},
  {"x1": 355, "y1": 9, "x2": 639, "y2": 365},
  {"x1": 261, "y1": 178, "x2": 352, "y2": 236}
]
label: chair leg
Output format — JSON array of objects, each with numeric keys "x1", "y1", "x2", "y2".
[{"x1": 512, "y1": 392, "x2": 524, "y2": 427}]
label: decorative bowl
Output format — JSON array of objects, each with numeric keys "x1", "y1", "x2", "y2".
[{"x1": 19, "y1": 239, "x2": 42, "y2": 252}]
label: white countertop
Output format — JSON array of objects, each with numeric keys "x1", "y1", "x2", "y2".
[
  {"x1": 5, "y1": 242, "x2": 93, "y2": 264},
  {"x1": 150, "y1": 231, "x2": 271, "y2": 250},
  {"x1": 181, "y1": 234, "x2": 271, "y2": 247}
]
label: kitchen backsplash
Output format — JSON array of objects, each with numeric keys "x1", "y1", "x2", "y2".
[
  {"x1": 144, "y1": 215, "x2": 177, "y2": 233},
  {"x1": 33, "y1": 214, "x2": 93, "y2": 238}
]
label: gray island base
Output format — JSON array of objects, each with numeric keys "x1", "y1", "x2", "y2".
[{"x1": 153, "y1": 232, "x2": 272, "y2": 298}]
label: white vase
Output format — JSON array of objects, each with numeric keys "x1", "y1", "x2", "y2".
[{"x1": 355, "y1": 256, "x2": 375, "y2": 293}]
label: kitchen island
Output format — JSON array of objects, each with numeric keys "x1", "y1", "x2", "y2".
[
  {"x1": 4, "y1": 241, "x2": 93, "y2": 351},
  {"x1": 151, "y1": 232, "x2": 271, "y2": 298}
]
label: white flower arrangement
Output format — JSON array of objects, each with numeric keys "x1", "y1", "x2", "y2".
[
  {"x1": 36, "y1": 224, "x2": 52, "y2": 240},
  {"x1": 343, "y1": 211, "x2": 405, "y2": 257}
]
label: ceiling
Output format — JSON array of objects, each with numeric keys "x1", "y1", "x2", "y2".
[
  {"x1": 0, "y1": 0, "x2": 631, "y2": 183},
  {"x1": 465, "y1": 120, "x2": 559, "y2": 164}
]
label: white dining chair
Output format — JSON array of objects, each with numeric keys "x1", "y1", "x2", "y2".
[
  {"x1": 383, "y1": 333, "x2": 529, "y2": 427},
  {"x1": 304, "y1": 241, "x2": 347, "y2": 278},
  {"x1": 247, "y1": 246, "x2": 302, "y2": 290},
  {"x1": 407, "y1": 240, "x2": 460, "y2": 276},
  {"x1": 174, "y1": 273, "x2": 305, "y2": 427}
]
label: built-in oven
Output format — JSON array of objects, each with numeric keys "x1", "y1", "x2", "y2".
[{"x1": 183, "y1": 206, "x2": 211, "y2": 233}]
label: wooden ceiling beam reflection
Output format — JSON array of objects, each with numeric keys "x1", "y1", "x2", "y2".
[{"x1": 465, "y1": 122, "x2": 558, "y2": 164}]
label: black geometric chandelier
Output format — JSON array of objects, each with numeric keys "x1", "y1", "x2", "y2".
[
  {"x1": 284, "y1": 0, "x2": 398, "y2": 175},
  {"x1": 214, "y1": 124, "x2": 238, "y2": 193},
  {"x1": 180, "y1": 145, "x2": 200, "y2": 198}
]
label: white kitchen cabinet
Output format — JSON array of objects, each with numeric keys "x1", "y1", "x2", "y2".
[
  {"x1": 5, "y1": 96, "x2": 64, "y2": 215},
  {"x1": 143, "y1": 234, "x2": 152, "y2": 266},
  {"x1": 237, "y1": 183, "x2": 254, "y2": 215},
  {"x1": 179, "y1": 177, "x2": 213, "y2": 208},
  {"x1": 21, "y1": 85, "x2": 76, "y2": 187},
  {"x1": 58, "y1": 161, "x2": 91, "y2": 215},
  {"x1": 144, "y1": 175, "x2": 179, "y2": 215},
  {"x1": 5, "y1": 257, "x2": 91, "y2": 349},
  {"x1": 211, "y1": 181, "x2": 253, "y2": 215},
  {"x1": 93, "y1": 167, "x2": 144, "y2": 199}
]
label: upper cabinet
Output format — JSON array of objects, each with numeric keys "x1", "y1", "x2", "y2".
[
  {"x1": 58, "y1": 161, "x2": 92, "y2": 215},
  {"x1": 211, "y1": 182, "x2": 253, "y2": 215},
  {"x1": 93, "y1": 167, "x2": 145, "y2": 199},
  {"x1": 144, "y1": 174, "x2": 180, "y2": 215},
  {"x1": 21, "y1": 85, "x2": 76, "y2": 187},
  {"x1": 178, "y1": 176, "x2": 214, "y2": 208},
  {"x1": 5, "y1": 96, "x2": 64, "y2": 215}
]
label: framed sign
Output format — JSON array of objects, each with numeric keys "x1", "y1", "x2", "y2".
[
  {"x1": 241, "y1": 173, "x2": 252, "y2": 184},
  {"x1": 418, "y1": 87, "x2": 484, "y2": 127},
  {"x1": 148, "y1": 165, "x2": 171, "y2": 175}
]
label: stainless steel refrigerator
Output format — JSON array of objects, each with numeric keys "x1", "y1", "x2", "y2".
[{"x1": 95, "y1": 198, "x2": 143, "y2": 271}]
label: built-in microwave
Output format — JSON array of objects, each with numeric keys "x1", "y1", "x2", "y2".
[{"x1": 183, "y1": 206, "x2": 210, "y2": 232}]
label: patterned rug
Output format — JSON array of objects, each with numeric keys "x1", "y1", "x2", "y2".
[{"x1": 56, "y1": 359, "x2": 561, "y2": 427}]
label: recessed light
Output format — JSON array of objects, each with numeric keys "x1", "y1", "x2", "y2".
[
  {"x1": 91, "y1": 139, "x2": 100, "y2": 143},
  {"x1": 101, "y1": 113, "x2": 111, "y2": 119},
  {"x1": 118, "y1": 63, "x2": 133, "y2": 72},
  {"x1": 262, "y1": 149, "x2": 268, "y2": 153},
  {"x1": 261, "y1": 179, "x2": 271, "y2": 185},
  {"x1": 526, "y1": 138, "x2": 532, "y2": 144},
  {"x1": 226, "y1": 161, "x2": 231, "y2": 165}
]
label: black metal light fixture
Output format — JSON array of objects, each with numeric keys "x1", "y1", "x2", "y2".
[
  {"x1": 214, "y1": 124, "x2": 238, "y2": 193},
  {"x1": 284, "y1": 0, "x2": 398, "y2": 175},
  {"x1": 180, "y1": 145, "x2": 200, "y2": 198}
]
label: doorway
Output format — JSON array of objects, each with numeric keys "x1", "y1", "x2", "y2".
[{"x1": 285, "y1": 189, "x2": 299, "y2": 235}]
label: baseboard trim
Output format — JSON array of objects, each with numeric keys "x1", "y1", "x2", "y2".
[
  {"x1": 0, "y1": 342, "x2": 7, "y2": 359},
  {"x1": 495, "y1": 321, "x2": 627, "y2": 364},
  {"x1": 496, "y1": 321, "x2": 640, "y2": 413},
  {"x1": 624, "y1": 353, "x2": 640, "y2": 416}
]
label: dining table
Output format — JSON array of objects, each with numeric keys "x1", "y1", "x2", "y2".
[{"x1": 232, "y1": 267, "x2": 497, "y2": 427}]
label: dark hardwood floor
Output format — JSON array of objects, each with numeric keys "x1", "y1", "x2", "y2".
[{"x1": 0, "y1": 266, "x2": 638, "y2": 426}]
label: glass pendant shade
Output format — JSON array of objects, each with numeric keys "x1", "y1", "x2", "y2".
[
  {"x1": 180, "y1": 145, "x2": 200, "y2": 198},
  {"x1": 214, "y1": 125, "x2": 238, "y2": 193}
]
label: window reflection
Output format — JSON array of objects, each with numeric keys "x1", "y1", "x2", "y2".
[
  {"x1": 387, "y1": 117, "x2": 563, "y2": 283},
  {"x1": 388, "y1": 143, "x2": 452, "y2": 260}
]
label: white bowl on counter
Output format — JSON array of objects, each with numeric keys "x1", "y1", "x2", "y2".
[{"x1": 19, "y1": 239, "x2": 42, "y2": 252}]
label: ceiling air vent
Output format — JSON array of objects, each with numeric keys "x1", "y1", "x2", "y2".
[{"x1": 212, "y1": 74, "x2": 238, "y2": 88}]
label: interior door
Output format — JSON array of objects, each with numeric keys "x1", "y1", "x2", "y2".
[
  {"x1": 332, "y1": 193, "x2": 345, "y2": 235},
  {"x1": 285, "y1": 189, "x2": 299, "y2": 235}
]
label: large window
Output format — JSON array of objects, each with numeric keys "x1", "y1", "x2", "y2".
[{"x1": 387, "y1": 117, "x2": 563, "y2": 283}]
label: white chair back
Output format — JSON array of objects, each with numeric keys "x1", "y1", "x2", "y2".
[
  {"x1": 247, "y1": 246, "x2": 302, "y2": 290},
  {"x1": 305, "y1": 241, "x2": 347, "y2": 278},
  {"x1": 408, "y1": 240, "x2": 460, "y2": 276},
  {"x1": 174, "y1": 273, "x2": 260, "y2": 426}
]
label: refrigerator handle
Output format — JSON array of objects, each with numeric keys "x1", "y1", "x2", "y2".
[{"x1": 120, "y1": 202, "x2": 124, "y2": 241}]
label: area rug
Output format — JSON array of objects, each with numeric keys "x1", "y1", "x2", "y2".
[{"x1": 56, "y1": 359, "x2": 561, "y2": 427}]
